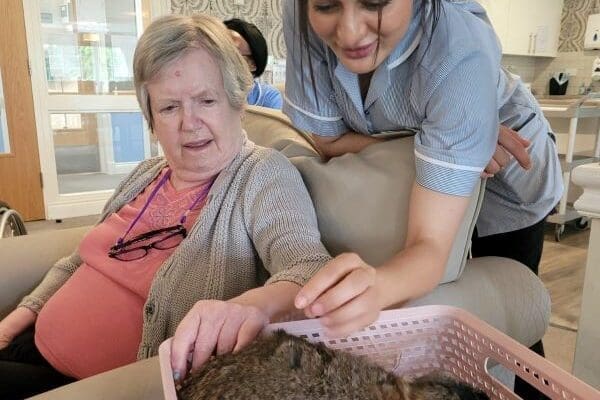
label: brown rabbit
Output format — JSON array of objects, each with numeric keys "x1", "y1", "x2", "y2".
[{"x1": 178, "y1": 330, "x2": 489, "y2": 400}]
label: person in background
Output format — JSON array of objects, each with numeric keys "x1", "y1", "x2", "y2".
[
  {"x1": 283, "y1": 2, "x2": 562, "y2": 399},
  {"x1": 0, "y1": 13, "x2": 330, "y2": 399},
  {"x1": 224, "y1": 18, "x2": 283, "y2": 109}
]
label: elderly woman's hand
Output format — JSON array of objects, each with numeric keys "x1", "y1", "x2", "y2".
[
  {"x1": 0, "y1": 307, "x2": 37, "y2": 350},
  {"x1": 170, "y1": 299, "x2": 269, "y2": 382},
  {"x1": 295, "y1": 253, "x2": 384, "y2": 338},
  {"x1": 0, "y1": 331, "x2": 11, "y2": 350}
]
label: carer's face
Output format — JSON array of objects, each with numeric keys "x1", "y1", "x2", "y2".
[
  {"x1": 146, "y1": 47, "x2": 243, "y2": 186},
  {"x1": 308, "y1": 0, "x2": 413, "y2": 75}
]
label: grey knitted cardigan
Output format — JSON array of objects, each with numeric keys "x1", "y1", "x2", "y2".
[{"x1": 19, "y1": 138, "x2": 332, "y2": 358}]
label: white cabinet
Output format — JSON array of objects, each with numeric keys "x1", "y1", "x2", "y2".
[
  {"x1": 477, "y1": 0, "x2": 564, "y2": 57},
  {"x1": 506, "y1": 0, "x2": 563, "y2": 57},
  {"x1": 477, "y1": 0, "x2": 510, "y2": 49}
]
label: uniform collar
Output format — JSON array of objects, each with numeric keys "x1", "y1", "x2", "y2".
[{"x1": 384, "y1": 2, "x2": 424, "y2": 71}]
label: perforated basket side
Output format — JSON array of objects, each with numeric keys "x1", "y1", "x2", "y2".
[
  {"x1": 265, "y1": 305, "x2": 600, "y2": 400},
  {"x1": 158, "y1": 305, "x2": 600, "y2": 400}
]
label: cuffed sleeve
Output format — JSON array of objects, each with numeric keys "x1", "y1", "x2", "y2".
[{"x1": 415, "y1": 49, "x2": 498, "y2": 196}]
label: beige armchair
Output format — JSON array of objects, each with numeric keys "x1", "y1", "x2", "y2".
[
  {"x1": 0, "y1": 106, "x2": 551, "y2": 399},
  {"x1": 0, "y1": 228, "x2": 164, "y2": 399}
]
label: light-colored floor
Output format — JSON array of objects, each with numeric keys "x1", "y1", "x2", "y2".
[
  {"x1": 24, "y1": 214, "x2": 99, "y2": 233},
  {"x1": 539, "y1": 222, "x2": 588, "y2": 374},
  {"x1": 544, "y1": 326, "x2": 577, "y2": 373},
  {"x1": 22, "y1": 217, "x2": 588, "y2": 375}
]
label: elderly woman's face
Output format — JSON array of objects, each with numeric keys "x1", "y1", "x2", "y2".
[{"x1": 146, "y1": 47, "x2": 243, "y2": 186}]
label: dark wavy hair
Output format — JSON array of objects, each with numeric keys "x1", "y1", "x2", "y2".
[
  {"x1": 224, "y1": 18, "x2": 269, "y2": 77},
  {"x1": 295, "y1": 0, "x2": 443, "y2": 106}
]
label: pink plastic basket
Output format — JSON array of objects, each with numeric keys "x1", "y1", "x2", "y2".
[{"x1": 158, "y1": 305, "x2": 600, "y2": 400}]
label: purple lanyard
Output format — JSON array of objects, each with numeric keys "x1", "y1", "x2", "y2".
[{"x1": 116, "y1": 168, "x2": 215, "y2": 245}]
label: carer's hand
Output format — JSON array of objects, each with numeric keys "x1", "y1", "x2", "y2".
[
  {"x1": 482, "y1": 125, "x2": 532, "y2": 178},
  {"x1": 295, "y1": 253, "x2": 383, "y2": 338},
  {"x1": 170, "y1": 300, "x2": 268, "y2": 382}
]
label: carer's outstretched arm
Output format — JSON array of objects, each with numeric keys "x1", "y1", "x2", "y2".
[
  {"x1": 295, "y1": 183, "x2": 471, "y2": 337},
  {"x1": 311, "y1": 132, "x2": 382, "y2": 160}
]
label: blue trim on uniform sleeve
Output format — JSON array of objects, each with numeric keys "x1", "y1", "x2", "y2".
[{"x1": 415, "y1": 155, "x2": 481, "y2": 196}]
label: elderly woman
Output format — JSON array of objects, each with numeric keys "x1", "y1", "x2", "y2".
[{"x1": 0, "y1": 14, "x2": 330, "y2": 399}]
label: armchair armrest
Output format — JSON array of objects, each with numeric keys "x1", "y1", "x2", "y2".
[
  {"x1": 0, "y1": 226, "x2": 89, "y2": 318},
  {"x1": 30, "y1": 357, "x2": 162, "y2": 400}
]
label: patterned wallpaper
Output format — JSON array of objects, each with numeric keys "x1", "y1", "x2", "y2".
[
  {"x1": 172, "y1": 1, "x2": 598, "y2": 55},
  {"x1": 170, "y1": 0, "x2": 286, "y2": 59},
  {"x1": 559, "y1": 0, "x2": 600, "y2": 52},
  {"x1": 172, "y1": 0, "x2": 590, "y2": 54}
]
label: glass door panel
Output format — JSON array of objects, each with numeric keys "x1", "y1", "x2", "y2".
[
  {"x1": 0, "y1": 69, "x2": 10, "y2": 154},
  {"x1": 41, "y1": 0, "x2": 147, "y2": 195},
  {"x1": 52, "y1": 111, "x2": 156, "y2": 194},
  {"x1": 27, "y1": 0, "x2": 156, "y2": 218},
  {"x1": 40, "y1": 0, "x2": 138, "y2": 96}
]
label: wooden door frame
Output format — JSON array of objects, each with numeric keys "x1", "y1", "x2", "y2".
[{"x1": 0, "y1": 0, "x2": 45, "y2": 220}]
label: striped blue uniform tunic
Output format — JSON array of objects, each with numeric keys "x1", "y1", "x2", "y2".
[
  {"x1": 282, "y1": 0, "x2": 562, "y2": 237},
  {"x1": 248, "y1": 80, "x2": 283, "y2": 109}
]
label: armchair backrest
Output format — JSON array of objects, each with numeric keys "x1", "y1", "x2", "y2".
[
  {"x1": 243, "y1": 105, "x2": 485, "y2": 284},
  {"x1": 0, "y1": 227, "x2": 89, "y2": 318}
]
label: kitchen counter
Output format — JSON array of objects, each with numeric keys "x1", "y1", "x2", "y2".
[
  {"x1": 536, "y1": 95, "x2": 600, "y2": 118},
  {"x1": 535, "y1": 94, "x2": 600, "y2": 239}
]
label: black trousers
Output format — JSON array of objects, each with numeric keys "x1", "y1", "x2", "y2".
[
  {"x1": 0, "y1": 328, "x2": 75, "y2": 399},
  {"x1": 472, "y1": 217, "x2": 549, "y2": 400}
]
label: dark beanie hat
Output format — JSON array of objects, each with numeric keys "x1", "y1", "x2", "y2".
[{"x1": 224, "y1": 18, "x2": 268, "y2": 78}]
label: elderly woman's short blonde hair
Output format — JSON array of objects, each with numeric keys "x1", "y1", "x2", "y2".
[{"x1": 133, "y1": 14, "x2": 253, "y2": 131}]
